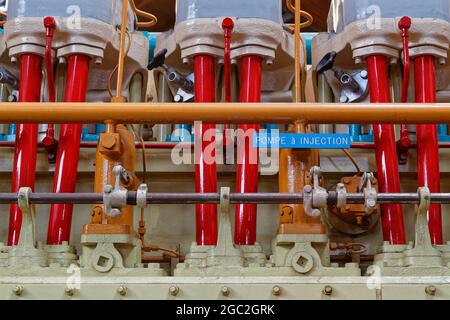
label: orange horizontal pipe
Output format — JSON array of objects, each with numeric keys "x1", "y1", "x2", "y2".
[{"x1": 1, "y1": 103, "x2": 450, "y2": 124}]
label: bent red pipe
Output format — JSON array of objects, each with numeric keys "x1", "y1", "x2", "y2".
[
  {"x1": 8, "y1": 54, "x2": 43, "y2": 246},
  {"x1": 366, "y1": 55, "x2": 406, "y2": 245},
  {"x1": 234, "y1": 55, "x2": 262, "y2": 245},
  {"x1": 194, "y1": 54, "x2": 218, "y2": 245},
  {"x1": 47, "y1": 54, "x2": 90, "y2": 245},
  {"x1": 414, "y1": 55, "x2": 442, "y2": 245}
]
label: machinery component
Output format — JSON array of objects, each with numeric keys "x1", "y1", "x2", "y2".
[
  {"x1": 0, "y1": 67, "x2": 19, "y2": 102},
  {"x1": 303, "y1": 167, "x2": 327, "y2": 218},
  {"x1": 8, "y1": 53, "x2": 43, "y2": 246},
  {"x1": 414, "y1": 55, "x2": 443, "y2": 245},
  {"x1": 103, "y1": 166, "x2": 130, "y2": 218},
  {"x1": 328, "y1": 174, "x2": 379, "y2": 235},
  {"x1": 366, "y1": 54, "x2": 406, "y2": 245},
  {"x1": 316, "y1": 51, "x2": 368, "y2": 103},
  {"x1": 148, "y1": 49, "x2": 194, "y2": 102}
]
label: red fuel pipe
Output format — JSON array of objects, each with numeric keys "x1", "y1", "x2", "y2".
[
  {"x1": 222, "y1": 18, "x2": 234, "y2": 150},
  {"x1": 8, "y1": 54, "x2": 43, "y2": 246},
  {"x1": 414, "y1": 55, "x2": 442, "y2": 245},
  {"x1": 46, "y1": 54, "x2": 90, "y2": 245},
  {"x1": 366, "y1": 55, "x2": 406, "y2": 245},
  {"x1": 234, "y1": 55, "x2": 262, "y2": 245},
  {"x1": 194, "y1": 54, "x2": 218, "y2": 245}
]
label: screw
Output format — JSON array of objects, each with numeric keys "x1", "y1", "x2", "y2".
[
  {"x1": 65, "y1": 287, "x2": 75, "y2": 296},
  {"x1": 439, "y1": 58, "x2": 446, "y2": 65},
  {"x1": 354, "y1": 57, "x2": 363, "y2": 65},
  {"x1": 323, "y1": 286, "x2": 333, "y2": 296},
  {"x1": 169, "y1": 285, "x2": 179, "y2": 296},
  {"x1": 13, "y1": 285, "x2": 23, "y2": 296},
  {"x1": 117, "y1": 286, "x2": 127, "y2": 296},
  {"x1": 272, "y1": 286, "x2": 281, "y2": 296},
  {"x1": 425, "y1": 285, "x2": 436, "y2": 296},
  {"x1": 221, "y1": 286, "x2": 230, "y2": 297},
  {"x1": 95, "y1": 57, "x2": 103, "y2": 65}
]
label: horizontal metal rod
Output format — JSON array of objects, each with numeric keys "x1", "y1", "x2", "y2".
[
  {"x1": 0, "y1": 103, "x2": 450, "y2": 124},
  {"x1": 0, "y1": 192, "x2": 450, "y2": 205}
]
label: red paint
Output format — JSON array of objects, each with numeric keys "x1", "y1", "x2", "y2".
[
  {"x1": 8, "y1": 54, "x2": 43, "y2": 246},
  {"x1": 234, "y1": 55, "x2": 262, "y2": 245},
  {"x1": 366, "y1": 55, "x2": 406, "y2": 245},
  {"x1": 47, "y1": 54, "x2": 90, "y2": 245},
  {"x1": 414, "y1": 55, "x2": 442, "y2": 245},
  {"x1": 194, "y1": 54, "x2": 218, "y2": 245}
]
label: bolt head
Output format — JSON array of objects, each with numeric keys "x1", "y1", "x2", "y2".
[
  {"x1": 221, "y1": 286, "x2": 230, "y2": 296},
  {"x1": 425, "y1": 285, "x2": 436, "y2": 296},
  {"x1": 117, "y1": 286, "x2": 127, "y2": 296},
  {"x1": 169, "y1": 285, "x2": 179, "y2": 296},
  {"x1": 65, "y1": 287, "x2": 75, "y2": 296},
  {"x1": 272, "y1": 286, "x2": 281, "y2": 296},
  {"x1": 13, "y1": 285, "x2": 23, "y2": 296},
  {"x1": 323, "y1": 286, "x2": 333, "y2": 296}
]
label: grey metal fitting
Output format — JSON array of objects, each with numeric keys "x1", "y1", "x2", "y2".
[
  {"x1": 336, "y1": 183, "x2": 347, "y2": 208},
  {"x1": 136, "y1": 184, "x2": 148, "y2": 209},
  {"x1": 304, "y1": 167, "x2": 328, "y2": 218},
  {"x1": 359, "y1": 173, "x2": 377, "y2": 214},
  {"x1": 103, "y1": 165, "x2": 129, "y2": 218}
]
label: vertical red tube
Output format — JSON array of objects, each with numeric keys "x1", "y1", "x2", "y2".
[
  {"x1": 8, "y1": 54, "x2": 43, "y2": 245},
  {"x1": 194, "y1": 54, "x2": 217, "y2": 245},
  {"x1": 414, "y1": 55, "x2": 442, "y2": 245},
  {"x1": 234, "y1": 55, "x2": 262, "y2": 245},
  {"x1": 366, "y1": 55, "x2": 406, "y2": 245},
  {"x1": 47, "y1": 54, "x2": 90, "y2": 245}
]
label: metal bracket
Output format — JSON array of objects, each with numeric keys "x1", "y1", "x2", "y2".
[
  {"x1": 358, "y1": 172, "x2": 377, "y2": 214},
  {"x1": 103, "y1": 165, "x2": 129, "y2": 218},
  {"x1": 304, "y1": 166, "x2": 328, "y2": 218}
]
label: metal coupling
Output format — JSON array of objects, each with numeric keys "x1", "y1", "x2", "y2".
[
  {"x1": 136, "y1": 184, "x2": 148, "y2": 208},
  {"x1": 103, "y1": 165, "x2": 129, "y2": 218},
  {"x1": 359, "y1": 173, "x2": 377, "y2": 214},
  {"x1": 304, "y1": 166, "x2": 328, "y2": 217},
  {"x1": 336, "y1": 183, "x2": 347, "y2": 208}
]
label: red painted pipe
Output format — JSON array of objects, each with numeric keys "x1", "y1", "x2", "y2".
[
  {"x1": 46, "y1": 54, "x2": 90, "y2": 245},
  {"x1": 414, "y1": 55, "x2": 442, "y2": 245},
  {"x1": 234, "y1": 55, "x2": 262, "y2": 245},
  {"x1": 222, "y1": 18, "x2": 234, "y2": 151},
  {"x1": 194, "y1": 54, "x2": 217, "y2": 245},
  {"x1": 8, "y1": 54, "x2": 43, "y2": 246},
  {"x1": 366, "y1": 55, "x2": 406, "y2": 245}
]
